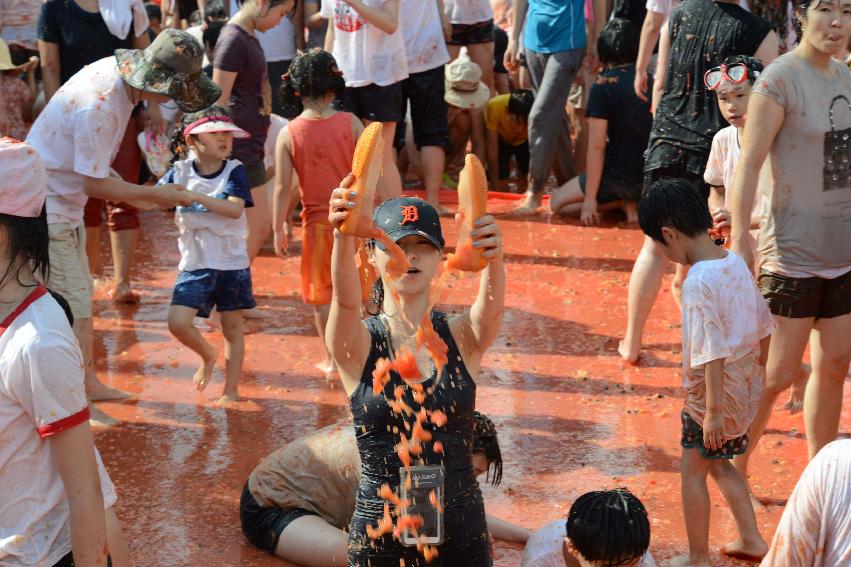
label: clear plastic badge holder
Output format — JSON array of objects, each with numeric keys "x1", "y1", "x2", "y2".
[{"x1": 399, "y1": 465, "x2": 444, "y2": 546}]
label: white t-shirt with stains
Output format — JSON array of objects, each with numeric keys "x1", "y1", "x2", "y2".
[
  {"x1": 760, "y1": 439, "x2": 851, "y2": 567},
  {"x1": 0, "y1": 288, "x2": 117, "y2": 567},
  {"x1": 320, "y1": 0, "x2": 408, "y2": 87},
  {"x1": 26, "y1": 57, "x2": 135, "y2": 228},
  {"x1": 401, "y1": 0, "x2": 450, "y2": 74},
  {"x1": 443, "y1": 0, "x2": 493, "y2": 25},
  {"x1": 704, "y1": 124, "x2": 766, "y2": 219}
]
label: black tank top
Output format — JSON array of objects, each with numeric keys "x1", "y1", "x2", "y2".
[
  {"x1": 645, "y1": 0, "x2": 772, "y2": 176},
  {"x1": 347, "y1": 312, "x2": 490, "y2": 566}
]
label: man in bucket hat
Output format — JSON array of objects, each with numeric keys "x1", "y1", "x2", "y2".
[{"x1": 26, "y1": 29, "x2": 220, "y2": 419}]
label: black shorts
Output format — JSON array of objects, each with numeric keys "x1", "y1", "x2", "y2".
[
  {"x1": 680, "y1": 410, "x2": 749, "y2": 460},
  {"x1": 498, "y1": 139, "x2": 529, "y2": 179},
  {"x1": 643, "y1": 165, "x2": 710, "y2": 201},
  {"x1": 448, "y1": 20, "x2": 495, "y2": 45},
  {"x1": 580, "y1": 173, "x2": 643, "y2": 203},
  {"x1": 758, "y1": 269, "x2": 851, "y2": 319},
  {"x1": 343, "y1": 82, "x2": 403, "y2": 123},
  {"x1": 239, "y1": 482, "x2": 320, "y2": 554},
  {"x1": 52, "y1": 553, "x2": 112, "y2": 567},
  {"x1": 398, "y1": 66, "x2": 450, "y2": 150}
]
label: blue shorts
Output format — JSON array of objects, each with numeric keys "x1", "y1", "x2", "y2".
[{"x1": 171, "y1": 268, "x2": 256, "y2": 318}]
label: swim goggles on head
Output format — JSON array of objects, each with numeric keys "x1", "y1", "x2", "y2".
[{"x1": 704, "y1": 63, "x2": 755, "y2": 90}]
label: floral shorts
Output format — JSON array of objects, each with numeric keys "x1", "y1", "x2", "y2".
[{"x1": 680, "y1": 410, "x2": 749, "y2": 460}]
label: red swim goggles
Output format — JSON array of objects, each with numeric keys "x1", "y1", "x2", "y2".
[{"x1": 704, "y1": 63, "x2": 749, "y2": 90}]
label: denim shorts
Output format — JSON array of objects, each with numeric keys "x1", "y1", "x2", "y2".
[
  {"x1": 171, "y1": 268, "x2": 256, "y2": 318},
  {"x1": 240, "y1": 482, "x2": 319, "y2": 554}
]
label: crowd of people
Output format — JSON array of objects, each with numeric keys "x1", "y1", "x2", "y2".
[{"x1": 0, "y1": 0, "x2": 850, "y2": 566}]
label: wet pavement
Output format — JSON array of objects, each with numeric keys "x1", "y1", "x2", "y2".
[{"x1": 91, "y1": 193, "x2": 850, "y2": 566}]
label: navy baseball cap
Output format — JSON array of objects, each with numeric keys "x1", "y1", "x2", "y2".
[{"x1": 372, "y1": 197, "x2": 445, "y2": 251}]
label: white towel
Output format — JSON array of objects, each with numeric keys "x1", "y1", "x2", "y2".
[{"x1": 99, "y1": 0, "x2": 150, "y2": 41}]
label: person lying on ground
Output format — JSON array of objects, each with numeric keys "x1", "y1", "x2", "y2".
[{"x1": 241, "y1": 412, "x2": 530, "y2": 566}]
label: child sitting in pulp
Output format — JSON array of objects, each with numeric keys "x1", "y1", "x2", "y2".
[
  {"x1": 162, "y1": 106, "x2": 255, "y2": 405},
  {"x1": 638, "y1": 178, "x2": 774, "y2": 566},
  {"x1": 272, "y1": 49, "x2": 365, "y2": 375}
]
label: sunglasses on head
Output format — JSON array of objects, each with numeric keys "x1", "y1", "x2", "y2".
[{"x1": 704, "y1": 63, "x2": 752, "y2": 90}]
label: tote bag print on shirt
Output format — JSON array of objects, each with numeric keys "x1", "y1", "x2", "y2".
[
  {"x1": 824, "y1": 94, "x2": 851, "y2": 192},
  {"x1": 334, "y1": 1, "x2": 365, "y2": 32}
]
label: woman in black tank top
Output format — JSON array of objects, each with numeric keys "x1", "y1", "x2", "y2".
[{"x1": 327, "y1": 189, "x2": 505, "y2": 566}]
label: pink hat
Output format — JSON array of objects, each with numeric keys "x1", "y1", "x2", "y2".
[
  {"x1": 0, "y1": 137, "x2": 47, "y2": 218},
  {"x1": 183, "y1": 115, "x2": 251, "y2": 139}
]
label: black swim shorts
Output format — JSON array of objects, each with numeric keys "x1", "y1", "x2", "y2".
[
  {"x1": 239, "y1": 482, "x2": 319, "y2": 554},
  {"x1": 758, "y1": 269, "x2": 851, "y2": 319},
  {"x1": 680, "y1": 410, "x2": 749, "y2": 460}
]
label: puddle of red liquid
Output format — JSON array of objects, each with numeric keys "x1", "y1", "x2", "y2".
[{"x1": 90, "y1": 194, "x2": 850, "y2": 566}]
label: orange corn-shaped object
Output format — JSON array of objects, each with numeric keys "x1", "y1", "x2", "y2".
[
  {"x1": 340, "y1": 122, "x2": 384, "y2": 238},
  {"x1": 428, "y1": 490, "x2": 443, "y2": 513},
  {"x1": 396, "y1": 434, "x2": 411, "y2": 470},
  {"x1": 446, "y1": 154, "x2": 489, "y2": 272},
  {"x1": 429, "y1": 409, "x2": 448, "y2": 427}
]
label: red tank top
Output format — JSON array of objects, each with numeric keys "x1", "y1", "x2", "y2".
[{"x1": 288, "y1": 112, "x2": 356, "y2": 225}]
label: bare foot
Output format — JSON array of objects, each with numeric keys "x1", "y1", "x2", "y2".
[
  {"x1": 193, "y1": 347, "x2": 217, "y2": 392},
  {"x1": 242, "y1": 307, "x2": 271, "y2": 320},
  {"x1": 216, "y1": 393, "x2": 238, "y2": 406},
  {"x1": 722, "y1": 538, "x2": 768, "y2": 562},
  {"x1": 88, "y1": 403, "x2": 119, "y2": 428},
  {"x1": 618, "y1": 339, "x2": 640, "y2": 365},
  {"x1": 111, "y1": 282, "x2": 140, "y2": 304},
  {"x1": 668, "y1": 554, "x2": 711, "y2": 567},
  {"x1": 513, "y1": 192, "x2": 543, "y2": 215},
  {"x1": 87, "y1": 381, "x2": 134, "y2": 402},
  {"x1": 784, "y1": 363, "x2": 810, "y2": 415},
  {"x1": 315, "y1": 359, "x2": 337, "y2": 375}
]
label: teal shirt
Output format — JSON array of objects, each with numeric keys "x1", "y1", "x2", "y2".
[{"x1": 524, "y1": 0, "x2": 587, "y2": 54}]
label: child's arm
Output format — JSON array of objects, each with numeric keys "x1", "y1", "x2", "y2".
[
  {"x1": 191, "y1": 192, "x2": 246, "y2": 219},
  {"x1": 324, "y1": 17, "x2": 336, "y2": 51},
  {"x1": 486, "y1": 514, "x2": 532, "y2": 543},
  {"x1": 340, "y1": 0, "x2": 400, "y2": 34},
  {"x1": 24, "y1": 57, "x2": 38, "y2": 112},
  {"x1": 703, "y1": 358, "x2": 726, "y2": 451},
  {"x1": 50, "y1": 423, "x2": 110, "y2": 567},
  {"x1": 327, "y1": 177, "x2": 372, "y2": 392},
  {"x1": 580, "y1": 117, "x2": 607, "y2": 226},
  {"x1": 273, "y1": 126, "x2": 294, "y2": 257}
]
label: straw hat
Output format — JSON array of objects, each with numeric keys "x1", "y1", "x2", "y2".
[
  {"x1": 0, "y1": 138, "x2": 47, "y2": 219},
  {"x1": 0, "y1": 39, "x2": 26, "y2": 72},
  {"x1": 444, "y1": 55, "x2": 491, "y2": 110}
]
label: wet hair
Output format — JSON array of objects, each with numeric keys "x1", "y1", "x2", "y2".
[
  {"x1": 145, "y1": 2, "x2": 161, "y2": 23},
  {"x1": 366, "y1": 276, "x2": 384, "y2": 317},
  {"x1": 565, "y1": 488, "x2": 650, "y2": 566},
  {"x1": 597, "y1": 18, "x2": 639, "y2": 66},
  {"x1": 0, "y1": 208, "x2": 50, "y2": 296},
  {"x1": 721, "y1": 55, "x2": 764, "y2": 85},
  {"x1": 169, "y1": 104, "x2": 233, "y2": 163},
  {"x1": 187, "y1": 9, "x2": 204, "y2": 27},
  {"x1": 203, "y1": 20, "x2": 224, "y2": 51},
  {"x1": 279, "y1": 50, "x2": 346, "y2": 117},
  {"x1": 472, "y1": 411, "x2": 503, "y2": 486},
  {"x1": 507, "y1": 89, "x2": 534, "y2": 119},
  {"x1": 638, "y1": 178, "x2": 712, "y2": 245}
]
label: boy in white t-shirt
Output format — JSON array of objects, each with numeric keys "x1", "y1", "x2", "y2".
[
  {"x1": 160, "y1": 107, "x2": 255, "y2": 406},
  {"x1": 522, "y1": 489, "x2": 656, "y2": 567},
  {"x1": 0, "y1": 139, "x2": 129, "y2": 567},
  {"x1": 638, "y1": 178, "x2": 774, "y2": 566}
]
